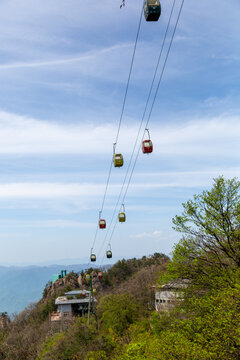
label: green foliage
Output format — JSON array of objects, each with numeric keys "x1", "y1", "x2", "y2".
[
  {"x1": 4, "y1": 239, "x2": 240, "y2": 360},
  {"x1": 85, "y1": 350, "x2": 108, "y2": 360},
  {"x1": 171, "y1": 176, "x2": 240, "y2": 287},
  {"x1": 37, "y1": 333, "x2": 66, "y2": 360},
  {"x1": 97, "y1": 293, "x2": 140, "y2": 336},
  {"x1": 37, "y1": 317, "x2": 98, "y2": 360},
  {"x1": 63, "y1": 285, "x2": 73, "y2": 293},
  {"x1": 174, "y1": 286, "x2": 240, "y2": 359},
  {"x1": 38, "y1": 298, "x2": 57, "y2": 322},
  {"x1": 102, "y1": 254, "x2": 169, "y2": 288},
  {"x1": 151, "y1": 311, "x2": 173, "y2": 335}
]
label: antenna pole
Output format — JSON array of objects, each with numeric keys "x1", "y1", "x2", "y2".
[{"x1": 87, "y1": 274, "x2": 93, "y2": 326}]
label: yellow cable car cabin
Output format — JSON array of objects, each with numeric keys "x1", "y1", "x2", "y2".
[
  {"x1": 113, "y1": 153, "x2": 124, "y2": 167},
  {"x1": 90, "y1": 254, "x2": 96, "y2": 262},
  {"x1": 85, "y1": 274, "x2": 90, "y2": 281},
  {"x1": 118, "y1": 212, "x2": 126, "y2": 222},
  {"x1": 144, "y1": 0, "x2": 161, "y2": 21}
]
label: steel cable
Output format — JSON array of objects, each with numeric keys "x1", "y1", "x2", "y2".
[
  {"x1": 97, "y1": 0, "x2": 177, "y2": 261},
  {"x1": 88, "y1": 1, "x2": 145, "y2": 260},
  {"x1": 101, "y1": 0, "x2": 186, "y2": 261}
]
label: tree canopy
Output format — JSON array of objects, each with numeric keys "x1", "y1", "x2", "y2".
[{"x1": 170, "y1": 176, "x2": 240, "y2": 286}]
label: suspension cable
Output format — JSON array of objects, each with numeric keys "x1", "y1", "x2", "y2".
[
  {"x1": 97, "y1": 0, "x2": 177, "y2": 260},
  {"x1": 101, "y1": 0, "x2": 186, "y2": 259},
  {"x1": 89, "y1": 0, "x2": 145, "y2": 257},
  {"x1": 115, "y1": 0, "x2": 144, "y2": 147}
]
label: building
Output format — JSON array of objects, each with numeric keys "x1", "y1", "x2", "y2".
[
  {"x1": 52, "y1": 270, "x2": 67, "y2": 283},
  {"x1": 51, "y1": 290, "x2": 96, "y2": 321},
  {"x1": 155, "y1": 279, "x2": 189, "y2": 312}
]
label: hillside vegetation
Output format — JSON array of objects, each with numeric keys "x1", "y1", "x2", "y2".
[
  {"x1": 1, "y1": 176, "x2": 240, "y2": 359},
  {"x1": 0, "y1": 253, "x2": 168, "y2": 359}
]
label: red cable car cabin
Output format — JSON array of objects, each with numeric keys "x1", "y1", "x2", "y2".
[
  {"x1": 142, "y1": 139, "x2": 153, "y2": 154},
  {"x1": 98, "y1": 271, "x2": 103, "y2": 280},
  {"x1": 99, "y1": 219, "x2": 106, "y2": 229}
]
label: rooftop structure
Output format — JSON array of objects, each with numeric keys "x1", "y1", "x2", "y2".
[
  {"x1": 52, "y1": 270, "x2": 67, "y2": 284},
  {"x1": 154, "y1": 279, "x2": 189, "y2": 313},
  {"x1": 51, "y1": 289, "x2": 96, "y2": 321}
]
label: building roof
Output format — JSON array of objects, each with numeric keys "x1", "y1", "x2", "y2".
[
  {"x1": 65, "y1": 290, "x2": 90, "y2": 295},
  {"x1": 155, "y1": 279, "x2": 190, "y2": 291},
  {"x1": 55, "y1": 298, "x2": 91, "y2": 305}
]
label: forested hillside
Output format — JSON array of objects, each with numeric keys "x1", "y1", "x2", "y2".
[
  {"x1": 1, "y1": 177, "x2": 240, "y2": 360},
  {"x1": 0, "y1": 253, "x2": 169, "y2": 359}
]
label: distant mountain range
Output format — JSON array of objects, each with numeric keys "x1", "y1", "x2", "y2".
[{"x1": 0, "y1": 264, "x2": 97, "y2": 315}]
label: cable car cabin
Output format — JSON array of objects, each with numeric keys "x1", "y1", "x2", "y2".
[
  {"x1": 118, "y1": 212, "x2": 126, "y2": 222},
  {"x1": 113, "y1": 154, "x2": 124, "y2": 167},
  {"x1": 106, "y1": 250, "x2": 112, "y2": 259},
  {"x1": 99, "y1": 219, "x2": 106, "y2": 229},
  {"x1": 142, "y1": 139, "x2": 153, "y2": 154},
  {"x1": 144, "y1": 0, "x2": 161, "y2": 21},
  {"x1": 85, "y1": 274, "x2": 90, "y2": 282},
  {"x1": 98, "y1": 271, "x2": 103, "y2": 280},
  {"x1": 90, "y1": 254, "x2": 96, "y2": 262}
]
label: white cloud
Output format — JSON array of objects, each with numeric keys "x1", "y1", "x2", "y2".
[
  {"x1": 0, "y1": 110, "x2": 239, "y2": 159},
  {"x1": 0, "y1": 183, "x2": 102, "y2": 198},
  {"x1": 130, "y1": 230, "x2": 162, "y2": 239},
  {"x1": 0, "y1": 43, "x2": 130, "y2": 71}
]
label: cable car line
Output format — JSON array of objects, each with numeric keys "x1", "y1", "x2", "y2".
[
  {"x1": 97, "y1": 0, "x2": 177, "y2": 261},
  {"x1": 114, "y1": 0, "x2": 144, "y2": 147},
  {"x1": 96, "y1": 0, "x2": 177, "y2": 261},
  {"x1": 98, "y1": 0, "x2": 176, "y2": 262},
  {"x1": 89, "y1": 1, "x2": 145, "y2": 261},
  {"x1": 99, "y1": 0, "x2": 185, "y2": 261},
  {"x1": 122, "y1": 0, "x2": 186, "y2": 206}
]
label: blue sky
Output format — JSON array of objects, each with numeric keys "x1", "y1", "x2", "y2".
[{"x1": 0, "y1": 0, "x2": 239, "y2": 265}]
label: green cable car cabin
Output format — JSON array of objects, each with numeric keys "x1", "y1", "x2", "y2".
[
  {"x1": 118, "y1": 212, "x2": 126, "y2": 222},
  {"x1": 113, "y1": 153, "x2": 124, "y2": 167},
  {"x1": 144, "y1": 0, "x2": 161, "y2": 21}
]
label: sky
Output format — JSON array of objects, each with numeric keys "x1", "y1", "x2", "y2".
[{"x1": 0, "y1": 0, "x2": 239, "y2": 265}]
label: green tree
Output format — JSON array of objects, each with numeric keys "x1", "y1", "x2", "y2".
[
  {"x1": 171, "y1": 176, "x2": 240, "y2": 286},
  {"x1": 97, "y1": 294, "x2": 140, "y2": 336}
]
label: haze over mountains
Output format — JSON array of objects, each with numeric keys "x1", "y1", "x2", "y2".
[{"x1": 0, "y1": 263, "x2": 95, "y2": 315}]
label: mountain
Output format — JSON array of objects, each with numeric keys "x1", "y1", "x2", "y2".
[{"x1": 0, "y1": 264, "x2": 93, "y2": 315}]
